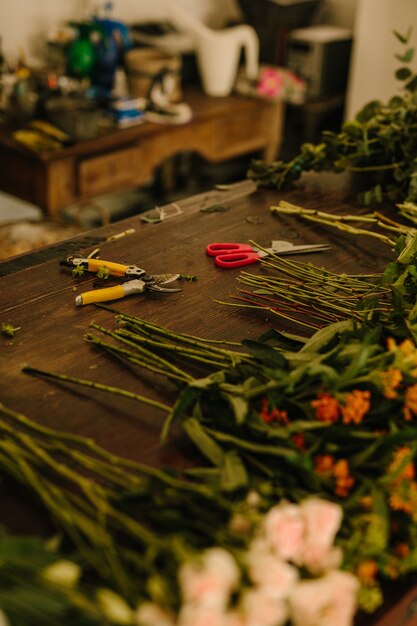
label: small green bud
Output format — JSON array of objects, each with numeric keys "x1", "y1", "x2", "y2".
[
  {"x1": 1, "y1": 323, "x2": 20, "y2": 337},
  {"x1": 41, "y1": 559, "x2": 81, "y2": 588},
  {"x1": 97, "y1": 266, "x2": 110, "y2": 279},
  {"x1": 71, "y1": 265, "x2": 85, "y2": 278},
  {"x1": 357, "y1": 584, "x2": 384, "y2": 613}
]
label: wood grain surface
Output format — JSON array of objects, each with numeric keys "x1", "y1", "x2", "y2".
[{"x1": 0, "y1": 173, "x2": 404, "y2": 623}]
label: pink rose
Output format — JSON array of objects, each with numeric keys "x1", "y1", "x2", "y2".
[
  {"x1": 247, "y1": 551, "x2": 298, "y2": 599},
  {"x1": 135, "y1": 602, "x2": 175, "y2": 626},
  {"x1": 242, "y1": 588, "x2": 289, "y2": 626},
  {"x1": 288, "y1": 570, "x2": 359, "y2": 626},
  {"x1": 300, "y1": 498, "x2": 343, "y2": 573},
  {"x1": 263, "y1": 502, "x2": 305, "y2": 562},
  {"x1": 301, "y1": 543, "x2": 343, "y2": 574},
  {"x1": 177, "y1": 603, "x2": 230, "y2": 626},
  {"x1": 179, "y1": 548, "x2": 240, "y2": 607}
]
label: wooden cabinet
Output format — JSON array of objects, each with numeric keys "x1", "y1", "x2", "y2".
[{"x1": 0, "y1": 87, "x2": 284, "y2": 217}]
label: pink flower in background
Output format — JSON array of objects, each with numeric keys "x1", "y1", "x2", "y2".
[
  {"x1": 300, "y1": 497, "x2": 343, "y2": 573},
  {"x1": 136, "y1": 602, "x2": 176, "y2": 626},
  {"x1": 257, "y1": 68, "x2": 284, "y2": 98},
  {"x1": 247, "y1": 551, "x2": 298, "y2": 599},
  {"x1": 288, "y1": 571, "x2": 359, "y2": 626},
  {"x1": 242, "y1": 588, "x2": 289, "y2": 626},
  {"x1": 263, "y1": 502, "x2": 305, "y2": 562},
  {"x1": 177, "y1": 603, "x2": 231, "y2": 626},
  {"x1": 287, "y1": 70, "x2": 305, "y2": 86},
  {"x1": 179, "y1": 548, "x2": 240, "y2": 607},
  {"x1": 171, "y1": 497, "x2": 357, "y2": 626}
]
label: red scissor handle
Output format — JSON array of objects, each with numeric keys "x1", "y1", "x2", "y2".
[
  {"x1": 214, "y1": 252, "x2": 261, "y2": 268},
  {"x1": 206, "y1": 243, "x2": 254, "y2": 256}
]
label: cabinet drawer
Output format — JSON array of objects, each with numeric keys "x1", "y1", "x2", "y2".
[
  {"x1": 78, "y1": 145, "x2": 141, "y2": 196},
  {"x1": 211, "y1": 108, "x2": 267, "y2": 158}
]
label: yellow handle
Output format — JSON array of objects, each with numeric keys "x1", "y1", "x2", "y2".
[
  {"x1": 77, "y1": 285, "x2": 125, "y2": 305},
  {"x1": 87, "y1": 259, "x2": 128, "y2": 276}
]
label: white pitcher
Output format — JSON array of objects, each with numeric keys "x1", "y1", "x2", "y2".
[{"x1": 164, "y1": 0, "x2": 259, "y2": 97}]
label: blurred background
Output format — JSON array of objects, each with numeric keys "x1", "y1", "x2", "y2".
[{"x1": 0, "y1": 0, "x2": 415, "y2": 257}]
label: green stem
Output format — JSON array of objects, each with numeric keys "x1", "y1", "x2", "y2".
[{"x1": 23, "y1": 366, "x2": 171, "y2": 413}]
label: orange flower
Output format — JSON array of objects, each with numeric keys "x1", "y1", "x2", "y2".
[
  {"x1": 333, "y1": 459, "x2": 355, "y2": 497},
  {"x1": 394, "y1": 543, "x2": 410, "y2": 558},
  {"x1": 388, "y1": 447, "x2": 415, "y2": 483},
  {"x1": 259, "y1": 398, "x2": 289, "y2": 425},
  {"x1": 386, "y1": 337, "x2": 397, "y2": 352},
  {"x1": 399, "y1": 338, "x2": 417, "y2": 358},
  {"x1": 341, "y1": 389, "x2": 371, "y2": 424},
  {"x1": 387, "y1": 448, "x2": 417, "y2": 517},
  {"x1": 314, "y1": 455, "x2": 335, "y2": 475},
  {"x1": 404, "y1": 384, "x2": 417, "y2": 421},
  {"x1": 314, "y1": 456, "x2": 354, "y2": 497},
  {"x1": 357, "y1": 560, "x2": 378, "y2": 585},
  {"x1": 311, "y1": 393, "x2": 340, "y2": 423},
  {"x1": 380, "y1": 368, "x2": 403, "y2": 399},
  {"x1": 291, "y1": 432, "x2": 305, "y2": 450},
  {"x1": 389, "y1": 492, "x2": 413, "y2": 514}
]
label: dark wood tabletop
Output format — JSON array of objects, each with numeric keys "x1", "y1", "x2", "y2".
[{"x1": 0, "y1": 172, "x2": 411, "y2": 624}]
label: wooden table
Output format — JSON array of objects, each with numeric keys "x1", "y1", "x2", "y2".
[
  {"x1": 0, "y1": 87, "x2": 284, "y2": 217},
  {"x1": 0, "y1": 173, "x2": 413, "y2": 624}
]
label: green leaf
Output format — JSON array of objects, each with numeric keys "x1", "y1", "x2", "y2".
[
  {"x1": 182, "y1": 418, "x2": 224, "y2": 466},
  {"x1": 140, "y1": 214, "x2": 162, "y2": 223},
  {"x1": 199, "y1": 204, "x2": 230, "y2": 213},
  {"x1": 300, "y1": 320, "x2": 354, "y2": 354},
  {"x1": 206, "y1": 427, "x2": 297, "y2": 458},
  {"x1": 356, "y1": 100, "x2": 381, "y2": 123},
  {"x1": 184, "y1": 467, "x2": 221, "y2": 479},
  {"x1": 395, "y1": 67, "x2": 413, "y2": 81},
  {"x1": 381, "y1": 261, "x2": 400, "y2": 284},
  {"x1": 393, "y1": 27, "x2": 412, "y2": 44},
  {"x1": 368, "y1": 488, "x2": 389, "y2": 552},
  {"x1": 336, "y1": 332, "x2": 378, "y2": 386},
  {"x1": 287, "y1": 420, "x2": 331, "y2": 433},
  {"x1": 396, "y1": 232, "x2": 417, "y2": 264},
  {"x1": 0, "y1": 588, "x2": 68, "y2": 622},
  {"x1": 257, "y1": 328, "x2": 307, "y2": 349},
  {"x1": 161, "y1": 387, "x2": 200, "y2": 441},
  {"x1": 241, "y1": 339, "x2": 287, "y2": 368},
  {"x1": 0, "y1": 535, "x2": 55, "y2": 566},
  {"x1": 395, "y1": 47, "x2": 414, "y2": 63},
  {"x1": 225, "y1": 393, "x2": 249, "y2": 425},
  {"x1": 220, "y1": 450, "x2": 248, "y2": 491},
  {"x1": 405, "y1": 75, "x2": 417, "y2": 93},
  {"x1": 191, "y1": 372, "x2": 226, "y2": 389}
]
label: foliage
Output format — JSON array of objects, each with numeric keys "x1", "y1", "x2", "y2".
[
  {"x1": 0, "y1": 402, "x2": 356, "y2": 626},
  {"x1": 220, "y1": 232, "x2": 417, "y2": 338},
  {"x1": 21, "y1": 232, "x2": 417, "y2": 619},
  {"x1": 248, "y1": 29, "x2": 417, "y2": 205},
  {"x1": 0, "y1": 530, "x2": 138, "y2": 626}
]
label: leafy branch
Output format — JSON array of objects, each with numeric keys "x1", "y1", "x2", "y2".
[{"x1": 248, "y1": 28, "x2": 417, "y2": 205}]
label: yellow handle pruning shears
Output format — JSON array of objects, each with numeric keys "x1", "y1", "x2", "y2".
[
  {"x1": 75, "y1": 279, "x2": 147, "y2": 306},
  {"x1": 61, "y1": 255, "x2": 181, "y2": 306}
]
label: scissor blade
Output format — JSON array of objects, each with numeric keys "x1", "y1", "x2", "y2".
[
  {"x1": 278, "y1": 245, "x2": 331, "y2": 254},
  {"x1": 266, "y1": 241, "x2": 331, "y2": 255}
]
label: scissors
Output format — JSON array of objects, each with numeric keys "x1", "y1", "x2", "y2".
[{"x1": 206, "y1": 241, "x2": 331, "y2": 268}]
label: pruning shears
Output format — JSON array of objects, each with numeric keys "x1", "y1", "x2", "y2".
[{"x1": 60, "y1": 255, "x2": 181, "y2": 306}]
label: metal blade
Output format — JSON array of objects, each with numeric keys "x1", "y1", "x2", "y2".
[
  {"x1": 147, "y1": 283, "x2": 182, "y2": 293},
  {"x1": 149, "y1": 273, "x2": 181, "y2": 284}
]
